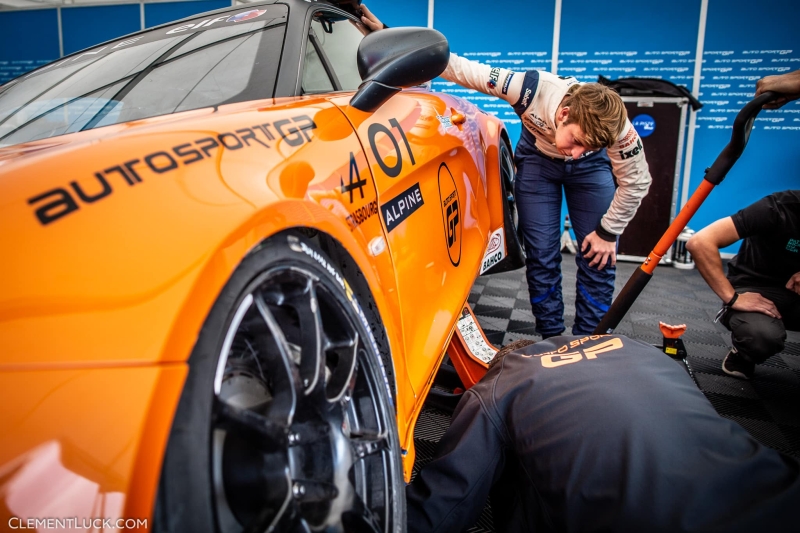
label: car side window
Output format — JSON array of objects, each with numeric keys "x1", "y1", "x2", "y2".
[
  {"x1": 302, "y1": 11, "x2": 365, "y2": 93},
  {"x1": 302, "y1": 38, "x2": 335, "y2": 94}
]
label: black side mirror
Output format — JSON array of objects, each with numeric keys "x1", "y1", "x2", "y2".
[{"x1": 350, "y1": 27, "x2": 449, "y2": 112}]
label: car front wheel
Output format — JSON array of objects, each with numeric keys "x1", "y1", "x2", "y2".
[{"x1": 155, "y1": 232, "x2": 405, "y2": 533}]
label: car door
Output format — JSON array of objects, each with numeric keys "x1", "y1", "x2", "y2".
[
  {"x1": 305, "y1": 8, "x2": 491, "y2": 408},
  {"x1": 339, "y1": 90, "x2": 491, "y2": 401}
]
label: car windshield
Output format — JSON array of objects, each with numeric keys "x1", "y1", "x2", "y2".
[{"x1": 0, "y1": 5, "x2": 287, "y2": 148}]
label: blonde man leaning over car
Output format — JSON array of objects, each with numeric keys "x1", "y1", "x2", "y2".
[{"x1": 361, "y1": 4, "x2": 651, "y2": 337}]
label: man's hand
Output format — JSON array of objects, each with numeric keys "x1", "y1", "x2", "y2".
[
  {"x1": 786, "y1": 272, "x2": 800, "y2": 296},
  {"x1": 581, "y1": 231, "x2": 616, "y2": 270},
  {"x1": 732, "y1": 292, "x2": 782, "y2": 319},
  {"x1": 755, "y1": 70, "x2": 800, "y2": 109},
  {"x1": 359, "y1": 4, "x2": 385, "y2": 32}
]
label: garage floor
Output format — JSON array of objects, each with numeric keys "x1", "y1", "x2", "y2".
[{"x1": 412, "y1": 254, "x2": 800, "y2": 532}]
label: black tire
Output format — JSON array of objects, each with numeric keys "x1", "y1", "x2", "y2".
[
  {"x1": 155, "y1": 232, "x2": 405, "y2": 533},
  {"x1": 484, "y1": 139, "x2": 525, "y2": 275}
]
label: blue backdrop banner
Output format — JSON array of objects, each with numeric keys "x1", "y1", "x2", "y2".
[
  {"x1": 61, "y1": 4, "x2": 141, "y2": 56},
  {"x1": 0, "y1": 9, "x2": 60, "y2": 84}
]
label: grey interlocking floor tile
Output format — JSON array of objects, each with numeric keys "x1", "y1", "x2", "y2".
[
  {"x1": 510, "y1": 308, "x2": 535, "y2": 323},
  {"x1": 694, "y1": 372, "x2": 761, "y2": 399},
  {"x1": 724, "y1": 415, "x2": 793, "y2": 452},
  {"x1": 476, "y1": 294, "x2": 516, "y2": 309}
]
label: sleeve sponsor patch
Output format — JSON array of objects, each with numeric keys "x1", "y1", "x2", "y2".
[
  {"x1": 513, "y1": 70, "x2": 540, "y2": 115},
  {"x1": 501, "y1": 72, "x2": 514, "y2": 95},
  {"x1": 487, "y1": 67, "x2": 501, "y2": 89}
]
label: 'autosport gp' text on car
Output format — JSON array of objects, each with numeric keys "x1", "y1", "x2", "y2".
[{"x1": 0, "y1": 1, "x2": 523, "y2": 531}]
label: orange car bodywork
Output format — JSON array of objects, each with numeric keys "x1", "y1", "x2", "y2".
[{"x1": 0, "y1": 88, "x2": 508, "y2": 524}]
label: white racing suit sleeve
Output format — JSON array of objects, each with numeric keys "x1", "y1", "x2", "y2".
[
  {"x1": 442, "y1": 53, "x2": 652, "y2": 239},
  {"x1": 598, "y1": 121, "x2": 653, "y2": 239},
  {"x1": 440, "y1": 53, "x2": 525, "y2": 106}
]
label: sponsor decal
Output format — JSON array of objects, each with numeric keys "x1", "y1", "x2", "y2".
[
  {"x1": 227, "y1": 9, "x2": 267, "y2": 22},
  {"x1": 381, "y1": 183, "x2": 424, "y2": 232},
  {"x1": 487, "y1": 67, "x2": 501, "y2": 89},
  {"x1": 456, "y1": 307, "x2": 498, "y2": 363},
  {"x1": 557, "y1": 75, "x2": 579, "y2": 87},
  {"x1": 436, "y1": 114, "x2": 454, "y2": 129},
  {"x1": 618, "y1": 138, "x2": 643, "y2": 160},
  {"x1": 340, "y1": 152, "x2": 366, "y2": 203},
  {"x1": 632, "y1": 114, "x2": 656, "y2": 137},
  {"x1": 438, "y1": 163, "x2": 461, "y2": 266},
  {"x1": 168, "y1": 10, "x2": 265, "y2": 34},
  {"x1": 521, "y1": 88, "x2": 532, "y2": 108},
  {"x1": 28, "y1": 115, "x2": 316, "y2": 226},
  {"x1": 522, "y1": 335, "x2": 619, "y2": 369},
  {"x1": 617, "y1": 126, "x2": 638, "y2": 149},
  {"x1": 522, "y1": 114, "x2": 547, "y2": 134},
  {"x1": 530, "y1": 113, "x2": 548, "y2": 130},
  {"x1": 346, "y1": 201, "x2": 379, "y2": 231},
  {"x1": 479, "y1": 227, "x2": 506, "y2": 274},
  {"x1": 368, "y1": 118, "x2": 415, "y2": 178},
  {"x1": 501, "y1": 72, "x2": 514, "y2": 95}
]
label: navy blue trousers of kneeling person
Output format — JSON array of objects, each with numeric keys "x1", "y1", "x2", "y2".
[
  {"x1": 514, "y1": 147, "x2": 616, "y2": 336},
  {"x1": 406, "y1": 336, "x2": 800, "y2": 533}
]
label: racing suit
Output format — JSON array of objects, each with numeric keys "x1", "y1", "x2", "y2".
[
  {"x1": 441, "y1": 55, "x2": 652, "y2": 335},
  {"x1": 406, "y1": 335, "x2": 800, "y2": 533}
]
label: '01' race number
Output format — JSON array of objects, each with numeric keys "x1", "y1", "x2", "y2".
[{"x1": 368, "y1": 118, "x2": 416, "y2": 178}]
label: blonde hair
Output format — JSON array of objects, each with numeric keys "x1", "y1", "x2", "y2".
[{"x1": 562, "y1": 84, "x2": 627, "y2": 149}]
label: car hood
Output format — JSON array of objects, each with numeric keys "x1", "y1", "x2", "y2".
[{"x1": 0, "y1": 103, "x2": 253, "y2": 169}]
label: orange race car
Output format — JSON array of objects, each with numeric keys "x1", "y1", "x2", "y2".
[{"x1": 0, "y1": 0, "x2": 523, "y2": 531}]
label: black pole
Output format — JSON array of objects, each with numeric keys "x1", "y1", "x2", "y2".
[{"x1": 594, "y1": 267, "x2": 651, "y2": 334}]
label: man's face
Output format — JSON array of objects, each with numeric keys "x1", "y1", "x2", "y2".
[{"x1": 553, "y1": 108, "x2": 598, "y2": 159}]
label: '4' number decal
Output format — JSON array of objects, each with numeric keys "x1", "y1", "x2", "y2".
[{"x1": 368, "y1": 118, "x2": 416, "y2": 178}]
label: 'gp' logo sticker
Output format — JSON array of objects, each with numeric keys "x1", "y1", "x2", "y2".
[{"x1": 438, "y1": 163, "x2": 461, "y2": 266}]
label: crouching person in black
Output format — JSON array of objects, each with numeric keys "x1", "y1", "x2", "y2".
[
  {"x1": 686, "y1": 190, "x2": 800, "y2": 379},
  {"x1": 406, "y1": 335, "x2": 800, "y2": 532}
]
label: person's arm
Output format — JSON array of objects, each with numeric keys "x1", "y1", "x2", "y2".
[
  {"x1": 686, "y1": 217, "x2": 781, "y2": 318},
  {"x1": 437, "y1": 53, "x2": 525, "y2": 105},
  {"x1": 359, "y1": 5, "x2": 525, "y2": 106},
  {"x1": 358, "y1": 4, "x2": 385, "y2": 31},
  {"x1": 584, "y1": 121, "x2": 652, "y2": 269},
  {"x1": 755, "y1": 69, "x2": 800, "y2": 109},
  {"x1": 406, "y1": 390, "x2": 507, "y2": 533}
]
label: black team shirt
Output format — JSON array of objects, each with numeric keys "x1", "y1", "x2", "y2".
[
  {"x1": 406, "y1": 335, "x2": 800, "y2": 533},
  {"x1": 727, "y1": 189, "x2": 800, "y2": 289}
]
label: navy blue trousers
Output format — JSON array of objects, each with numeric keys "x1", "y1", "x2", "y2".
[{"x1": 514, "y1": 147, "x2": 616, "y2": 335}]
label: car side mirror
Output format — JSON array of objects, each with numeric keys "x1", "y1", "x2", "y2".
[{"x1": 350, "y1": 27, "x2": 449, "y2": 113}]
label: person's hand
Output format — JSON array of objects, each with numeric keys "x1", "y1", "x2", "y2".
[
  {"x1": 359, "y1": 4, "x2": 385, "y2": 32},
  {"x1": 755, "y1": 70, "x2": 800, "y2": 109},
  {"x1": 581, "y1": 231, "x2": 616, "y2": 270},
  {"x1": 786, "y1": 271, "x2": 800, "y2": 296},
  {"x1": 732, "y1": 292, "x2": 782, "y2": 319}
]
